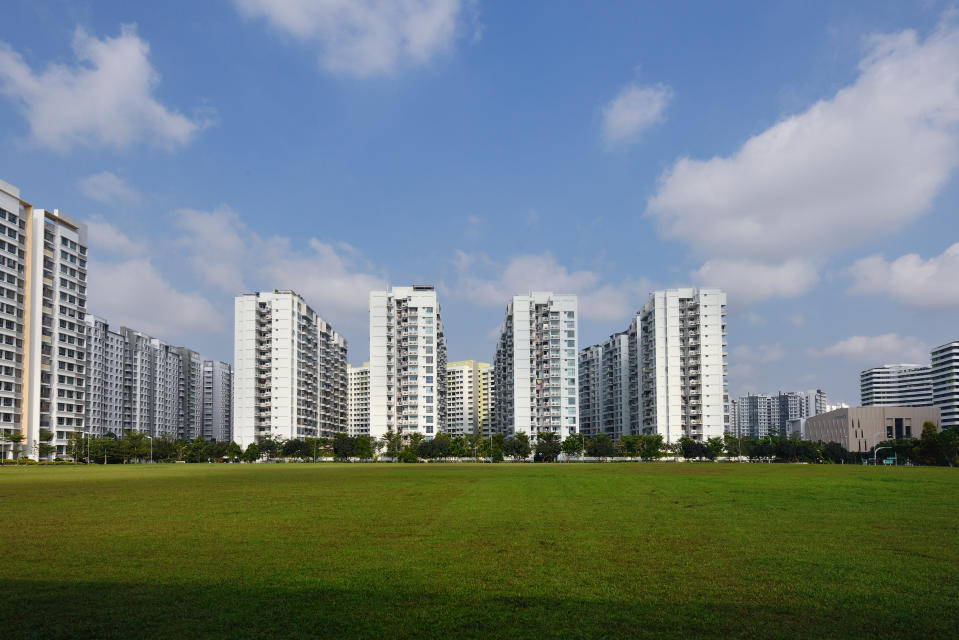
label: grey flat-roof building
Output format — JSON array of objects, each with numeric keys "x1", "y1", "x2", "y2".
[{"x1": 805, "y1": 406, "x2": 941, "y2": 453}]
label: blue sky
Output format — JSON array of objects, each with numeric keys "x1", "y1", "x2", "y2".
[{"x1": 2, "y1": 0, "x2": 958, "y2": 406}]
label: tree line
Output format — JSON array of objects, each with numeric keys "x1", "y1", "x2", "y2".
[{"x1": 2, "y1": 422, "x2": 956, "y2": 466}]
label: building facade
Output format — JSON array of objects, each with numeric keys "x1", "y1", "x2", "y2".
[
  {"x1": 0, "y1": 180, "x2": 28, "y2": 459},
  {"x1": 578, "y1": 332, "x2": 630, "y2": 439},
  {"x1": 202, "y1": 360, "x2": 232, "y2": 442},
  {"x1": 84, "y1": 315, "x2": 124, "y2": 437},
  {"x1": 493, "y1": 293, "x2": 578, "y2": 439},
  {"x1": 317, "y1": 317, "x2": 348, "y2": 437},
  {"x1": 24, "y1": 206, "x2": 88, "y2": 458},
  {"x1": 805, "y1": 406, "x2": 941, "y2": 453},
  {"x1": 446, "y1": 360, "x2": 491, "y2": 438},
  {"x1": 234, "y1": 290, "x2": 347, "y2": 448},
  {"x1": 631, "y1": 289, "x2": 727, "y2": 443},
  {"x1": 368, "y1": 285, "x2": 447, "y2": 440},
  {"x1": 860, "y1": 364, "x2": 933, "y2": 407},
  {"x1": 347, "y1": 362, "x2": 370, "y2": 437},
  {"x1": 930, "y1": 341, "x2": 959, "y2": 429}
]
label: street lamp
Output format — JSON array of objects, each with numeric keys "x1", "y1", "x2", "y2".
[{"x1": 146, "y1": 435, "x2": 153, "y2": 464}]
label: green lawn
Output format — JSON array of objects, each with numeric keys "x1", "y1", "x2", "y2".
[{"x1": 0, "y1": 463, "x2": 956, "y2": 639}]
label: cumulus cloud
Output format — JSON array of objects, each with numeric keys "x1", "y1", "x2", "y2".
[
  {"x1": 647, "y1": 19, "x2": 959, "y2": 301},
  {"x1": 601, "y1": 81, "x2": 672, "y2": 146},
  {"x1": 85, "y1": 218, "x2": 149, "y2": 258},
  {"x1": 0, "y1": 25, "x2": 209, "y2": 150},
  {"x1": 692, "y1": 258, "x2": 819, "y2": 303},
  {"x1": 848, "y1": 242, "x2": 959, "y2": 309},
  {"x1": 233, "y1": 0, "x2": 473, "y2": 76},
  {"x1": 811, "y1": 333, "x2": 929, "y2": 364},
  {"x1": 87, "y1": 259, "x2": 225, "y2": 339},
  {"x1": 173, "y1": 207, "x2": 386, "y2": 327},
  {"x1": 78, "y1": 171, "x2": 141, "y2": 206},
  {"x1": 452, "y1": 251, "x2": 651, "y2": 323}
]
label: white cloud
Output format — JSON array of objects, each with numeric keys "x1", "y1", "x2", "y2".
[
  {"x1": 811, "y1": 333, "x2": 929, "y2": 364},
  {"x1": 647, "y1": 19, "x2": 959, "y2": 301},
  {"x1": 452, "y1": 251, "x2": 650, "y2": 323},
  {"x1": 87, "y1": 259, "x2": 224, "y2": 340},
  {"x1": 175, "y1": 207, "x2": 249, "y2": 293},
  {"x1": 0, "y1": 25, "x2": 209, "y2": 150},
  {"x1": 233, "y1": 0, "x2": 473, "y2": 76},
  {"x1": 732, "y1": 343, "x2": 786, "y2": 364},
  {"x1": 85, "y1": 218, "x2": 149, "y2": 258},
  {"x1": 601, "y1": 81, "x2": 672, "y2": 146},
  {"x1": 692, "y1": 258, "x2": 819, "y2": 303},
  {"x1": 173, "y1": 207, "x2": 386, "y2": 330},
  {"x1": 848, "y1": 242, "x2": 959, "y2": 309},
  {"x1": 78, "y1": 171, "x2": 141, "y2": 206}
]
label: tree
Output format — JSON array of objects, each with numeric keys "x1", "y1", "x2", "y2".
[
  {"x1": 638, "y1": 434, "x2": 664, "y2": 461},
  {"x1": 449, "y1": 436, "x2": 470, "y2": 458},
  {"x1": 332, "y1": 434, "x2": 356, "y2": 460},
  {"x1": 66, "y1": 432, "x2": 86, "y2": 463},
  {"x1": 226, "y1": 441, "x2": 242, "y2": 461},
  {"x1": 534, "y1": 432, "x2": 561, "y2": 462},
  {"x1": 706, "y1": 437, "x2": 725, "y2": 459},
  {"x1": 430, "y1": 433, "x2": 452, "y2": 459},
  {"x1": 914, "y1": 422, "x2": 954, "y2": 466},
  {"x1": 381, "y1": 430, "x2": 403, "y2": 461},
  {"x1": 282, "y1": 438, "x2": 311, "y2": 460},
  {"x1": 186, "y1": 437, "x2": 209, "y2": 463},
  {"x1": 587, "y1": 434, "x2": 615, "y2": 458},
  {"x1": 153, "y1": 435, "x2": 177, "y2": 462},
  {"x1": 354, "y1": 435, "x2": 374, "y2": 460},
  {"x1": 502, "y1": 435, "x2": 530, "y2": 461},
  {"x1": 490, "y1": 433, "x2": 505, "y2": 462},
  {"x1": 242, "y1": 443, "x2": 260, "y2": 463},
  {"x1": 619, "y1": 435, "x2": 641, "y2": 458},
  {"x1": 822, "y1": 441, "x2": 847, "y2": 464},
  {"x1": 562, "y1": 434, "x2": 584, "y2": 458}
]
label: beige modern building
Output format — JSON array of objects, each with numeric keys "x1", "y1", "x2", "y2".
[
  {"x1": 804, "y1": 406, "x2": 941, "y2": 453},
  {"x1": 446, "y1": 360, "x2": 491, "y2": 438},
  {"x1": 8, "y1": 178, "x2": 90, "y2": 460}
]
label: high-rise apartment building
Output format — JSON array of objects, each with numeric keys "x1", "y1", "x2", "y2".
[
  {"x1": 85, "y1": 315, "x2": 231, "y2": 442},
  {"x1": 446, "y1": 360, "x2": 491, "y2": 438},
  {"x1": 347, "y1": 363, "x2": 370, "y2": 437},
  {"x1": 0, "y1": 180, "x2": 28, "y2": 458},
  {"x1": 930, "y1": 341, "x2": 959, "y2": 429},
  {"x1": 120, "y1": 328, "x2": 182, "y2": 438},
  {"x1": 478, "y1": 362, "x2": 494, "y2": 438},
  {"x1": 737, "y1": 394, "x2": 775, "y2": 439},
  {"x1": 860, "y1": 364, "x2": 933, "y2": 407},
  {"x1": 317, "y1": 317, "x2": 348, "y2": 437},
  {"x1": 84, "y1": 315, "x2": 124, "y2": 437},
  {"x1": 202, "y1": 360, "x2": 232, "y2": 442},
  {"x1": 24, "y1": 205, "x2": 88, "y2": 458},
  {"x1": 631, "y1": 289, "x2": 727, "y2": 443},
  {"x1": 578, "y1": 332, "x2": 630, "y2": 439},
  {"x1": 369, "y1": 285, "x2": 447, "y2": 440},
  {"x1": 234, "y1": 290, "x2": 347, "y2": 448},
  {"x1": 493, "y1": 293, "x2": 578, "y2": 439},
  {"x1": 804, "y1": 389, "x2": 828, "y2": 417}
]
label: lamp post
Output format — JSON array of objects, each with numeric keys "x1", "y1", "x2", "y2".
[
  {"x1": 146, "y1": 435, "x2": 153, "y2": 464},
  {"x1": 873, "y1": 445, "x2": 891, "y2": 466}
]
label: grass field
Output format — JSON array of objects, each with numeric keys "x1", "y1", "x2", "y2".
[{"x1": 0, "y1": 463, "x2": 956, "y2": 639}]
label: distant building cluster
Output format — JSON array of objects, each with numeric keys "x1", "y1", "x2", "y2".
[
  {"x1": 859, "y1": 343, "x2": 959, "y2": 430},
  {"x1": 4, "y1": 175, "x2": 957, "y2": 460},
  {"x1": 0, "y1": 179, "x2": 231, "y2": 461}
]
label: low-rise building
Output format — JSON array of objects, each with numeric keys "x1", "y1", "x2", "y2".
[{"x1": 804, "y1": 406, "x2": 941, "y2": 454}]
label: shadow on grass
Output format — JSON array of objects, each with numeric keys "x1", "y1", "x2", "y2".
[{"x1": 0, "y1": 579, "x2": 949, "y2": 640}]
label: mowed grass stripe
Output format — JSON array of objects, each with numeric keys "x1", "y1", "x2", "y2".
[{"x1": 0, "y1": 464, "x2": 955, "y2": 639}]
